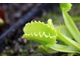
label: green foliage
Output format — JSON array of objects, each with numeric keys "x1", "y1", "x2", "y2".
[
  {"x1": 56, "y1": 25, "x2": 73, "y2": 39},
  {"x1": 22, "y1": 3, "x2": 80, "y2": 55},
  {"x1": 22, "y1": 19, "x2": 57, "y2": 46},
  {"x1": 60, "y1": 3, "x2": 80, "y2": 43}
]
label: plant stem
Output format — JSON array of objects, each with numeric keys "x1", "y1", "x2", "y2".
[
  {"x1": 57, "y1": 31, "x2": 80, "y2": 51},
  {"x1": 48, "y1": 18, "x2": 80, "y2": 51}
]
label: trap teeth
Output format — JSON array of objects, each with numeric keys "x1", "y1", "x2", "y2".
[
  {"x1": 27, "y1": 34, "x2": 30, "y2": 36},
  {"x1": 26, "y1": 23, "x2": 30, "y2": 26},
  {"x1": 50, "y1": 36, "x2": 55, "y2": 39},
  {"x1": 33, "y1": 32, "x2": 36, "y2": 34},
  {"x1": 31, "y1": 21, "x2": 33, "y2": 24},
  {"x1": 42, "y1": 32, "x2": 46, "y2": 37},
  {"x1": 31, "y1": 32, "x2": 33, "y2": 36},
  {"x1": 43, "y1": 32, "x2": 45, "y2": 35},
  {"x1": 34, "y1": 34, "x2": 37, "y2": 37},
  {"x1": 38, "y1": 21, "x2": 41, "y2": 23},
  {"x1": 27, "y1": 23, "x2": 30, "y2": 24},
  {"x1": 42, "y1": 22, "x2": 44, "y2": 24},
  {"x1": 34, "y1": 21, "x2": 37, "y2": 23},
  {"x1": 49, "y1": 33, "x2": 50, "y2": 36},
  {"x1": 33, "y1": 32, "x2": 37, "y2": 37}
]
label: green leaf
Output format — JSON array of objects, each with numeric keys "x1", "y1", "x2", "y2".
[
  {"x1": 56, "y1": 25, "x2": 73, "y2": 39},
  {"x1": 57, "y1": 31, "x2": 80, "y2": 51},
  {"x1": 46, "y1": 44, "x2": 80, "y2": 53},
  {"x1": 38, "y1": 45, "x2": 58, "y2": 54},
  {"x1": 61, "y1": 6, "x2": 80, "y2": 43}
]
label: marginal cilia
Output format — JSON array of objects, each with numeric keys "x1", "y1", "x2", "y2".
[{"x1": 22, "y1": 19, "x2": 80, "y2": 54}]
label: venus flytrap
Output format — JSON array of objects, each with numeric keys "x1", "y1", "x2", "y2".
[
  {"x1": 22, "y1": 19, "x2": 57, "y2": 46},
  {"x1": 22, "y1": 19, "x2": 80, "y2": 54},
  {"x1": 22, "y1": 3, "x2": 80, "y2": 54},
  {"x1": 60, "y1": 3, "x2": 80, "y2": 43},
  {"x1": 46, "y1": 19, "x2": 80, "y2": 51}
]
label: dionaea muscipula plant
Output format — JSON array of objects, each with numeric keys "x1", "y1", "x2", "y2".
[
  {"x1": 60, "y1": 3, "x2": 80, "y2": 44},
  {"x1": 22, "y1": 3, "x2": 80, "y2": 54}
]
